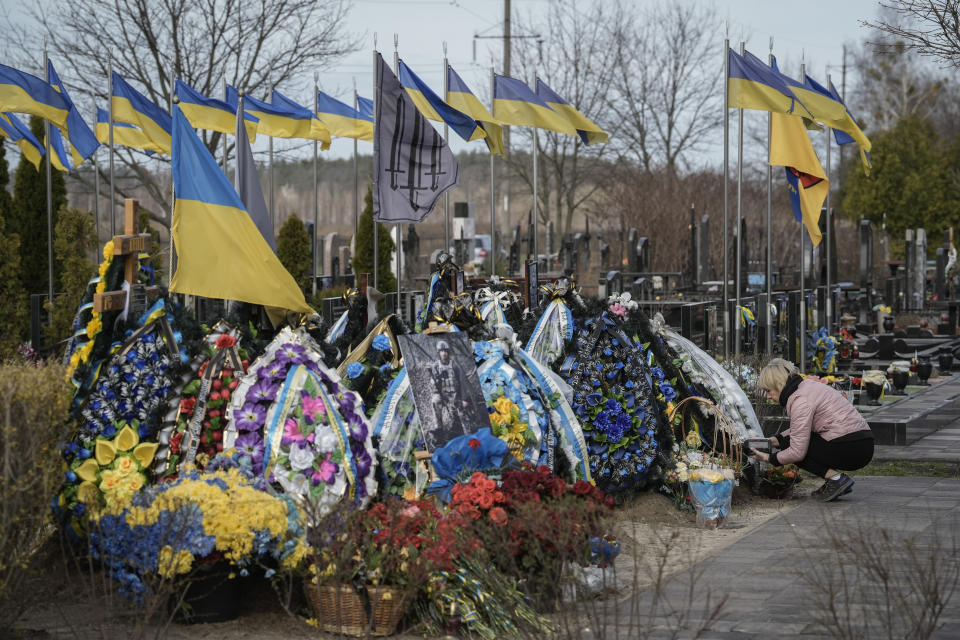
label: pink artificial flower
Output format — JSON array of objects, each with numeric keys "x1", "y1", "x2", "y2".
[
  {"x1": 283, "y1": 417, "x2": 302, "y2": 442},
  {"x1": 609, "y1": 303, "x2": 627, "y2": 319},
  {"x1": 301, "y1": 394, "x2": 326, "y2": 422},
  {"x1": 315, "y1": 453, "x2": 338, "y2": 485}
]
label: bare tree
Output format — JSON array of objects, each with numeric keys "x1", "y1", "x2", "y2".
[
  {"x1": 4, "y1": 0, "x2": 359, "y2": 228},
  {"x1": 865, "y1": 0, "x2": 960, "y2": 67},
  {"x1": 608, "y1": 0, "x2": 721, "y2": 178},
  {"x1": 504, "y1": 0, "x2": 622, "y2": 236}
]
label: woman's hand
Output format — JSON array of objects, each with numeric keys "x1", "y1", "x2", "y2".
[
  {"x1": 769, "y1": 436, "x2": 780, "y2": 448},
  {"x1": 748, "y1": 448, "x2": 770, "y2": 463}
]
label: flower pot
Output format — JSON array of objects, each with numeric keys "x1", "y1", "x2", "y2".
[
  {"x1": 939, "y1": 352, "x2": 954, "y2": 376},
  {"x1": 890, "y1": 370, "x2": 909, "y2": 395},
  {"x1": 863, "y1": 382, "x2": 883, "y2": 405},
  {"x1": 917, "y1": 358, "x2": 933, "y2": 385},
  {"x1": 306, "y1": 583, "x2": 405, "y2": 637},
  {"x1": 757, "y1": 479, "x2": 795, "y2": 500},
  {"x1": 172, "y1": 572, "x2": 243, "y2": 624}
]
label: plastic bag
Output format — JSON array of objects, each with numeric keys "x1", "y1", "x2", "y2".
[{"x1": 688, "y1": 478, "x2": 734, "y2": 530}]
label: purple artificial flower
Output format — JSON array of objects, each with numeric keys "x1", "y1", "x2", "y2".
[
  {"x1": 235, "y1": 431, "x2": 265, "y2": 466},
  {"x1": 258, "y1": 360, "x2": 286, "y2": 382},
  {"x1": 235, "y1": 403, "x2": 267, "y2": 432},
  {"x1": 249, "y1": 379, "x2": 279, "y2": 403},
  {"x1": 349, "y1": 419, "x2": 368, "y2": 443},
  {"x1": 275, "y1": 343, "x2": 307, "y2": 365}
]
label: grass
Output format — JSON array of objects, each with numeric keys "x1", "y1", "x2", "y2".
[{"x1": 855, "y1": 460, "x2": 960, "y2": 478}]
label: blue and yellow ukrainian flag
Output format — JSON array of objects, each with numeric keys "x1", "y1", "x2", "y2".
[
  {"x1": 111, "y1": 72, "x2": 171, "y2": 154},
  {"x1": 316, "y1": 90, "x2": 373, "y2": 141},
  {"x1": 46, "y1": 126, "x2": 73, "y2": 172},
  {"x1": 535, "y1": 78, "x2": 608, "y2": 145},
  {"x1": 357, "y1": 96, "x2": 374, "y2": 120},
  {"x1": 770, "y1": 111, "x2": 828, "y2": 247},
  {"x1": 0, "y1": 112, "x2": 45, "y2": 169},
  {"x1": 245, "y1": 91, "x2": 330, "y2": 147},
  {"x1": 446, "y1": 65, "x2": 503, "y2": 155},
  {"x1": 169, "y1": 105, "x2": 313, "y2": 314},
  {"x1": 47, "y1": 61, "x2": 98, "y2": 166},
  {"x1": 397, "y1": 59, "x2": 485, "y2": 144},
  {"x1": 175, "y1": 79, "x2": 259, "y2": 141},
  {"x1": 96, "y1": 107, "x2": 155, "y2": 155},
  {"x1": 803, "y1": 74, "x2": 872, "y2": 174},
  {"x1": 493, "y1": 74, "x2": 578, "y2": 136},
  {"x1": 727, "y1": 48, "x2": 814, "y2": 123},
  {"x1": 0, "y1": 63, "x2": 69, "y2": 130}
]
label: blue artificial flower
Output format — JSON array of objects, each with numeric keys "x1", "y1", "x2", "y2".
[
  {"x1": 586, "y1": 392, "x2": 602, "y2": 407},
  {"x1": 347, "y1": 362, "x2": 365, "y2": 379},
  {"x1": 659, "y1": 381, "x2": 677, "y2": 402},
  {"x1": 651, "y1": 367, "x2": 665, "y2": 381},
  {"x1": 372, "y1": 334, "x2": 391, "y2": 352},
  {"x1": 605, "y1": 399, "x2": 620, "y2": 412}
]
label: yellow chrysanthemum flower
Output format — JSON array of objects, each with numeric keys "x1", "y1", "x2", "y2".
[{"x1": 157, "y1": 546, "x2": 194, "y2": 578}]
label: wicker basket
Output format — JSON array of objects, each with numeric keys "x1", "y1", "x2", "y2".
[{"x1": 305, "y1": 583, "x2": 405, "y2": 637}]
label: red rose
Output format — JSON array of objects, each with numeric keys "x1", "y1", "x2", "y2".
[
  {"x1": 169, "y1": 432, "x2": 183, "y2": 453},
  {"x1": 241, "y1": 359, "x2": 249, "y2": 371},
  {"x1": 212, "y1": 379, "x2": 222, "y2": 390},
  {"x1": 489, "y1": 507, "x2": 507, "y2": 526},
  {"x1": 212, "y1": 431, "x2": 222, "y2": 442},
  {"x1": 468, "y1": 438, "x2": 481, "y2": 450},
  {"x1": 216, "y1": 443, "x2": 223, "y2": 451},
  {"x1": 228, "y1": 380, "x2": 238, "y2": 390},
  {"x1": 180, "y1": 397, "x2": 196, "y2": 414},
  {"x1": 215, "y1": 334, "x2": 237, "y2": 349},
  {"x1": 208, "y1": 409, "x2": 220, "y2": 418},
  {"x1": 209, "y1": 391, "x2": 220, "y2": 402},
  {"x1": 220, "y1": 388, "x2": 230, "y2": 400}
]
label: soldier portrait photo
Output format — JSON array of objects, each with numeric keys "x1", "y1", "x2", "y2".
[{"x1": 398, "y1": 332, "x2": 489, "y2": 451}]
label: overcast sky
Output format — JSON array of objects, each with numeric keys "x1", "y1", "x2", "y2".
[
  {"x1": 317, "y1": 0, "x2": 882, "y2": 160},
  {"x1": 1, "y1": 0, "x2": 884, "y2": 163}
]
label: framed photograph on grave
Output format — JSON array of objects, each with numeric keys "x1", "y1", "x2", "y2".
[
  {"x1": 455, "y1": 269, "x2": 465, "y2": 296},
  {"x1": 525, "y1": 260, "x2": 539, "y2": 309},
  {"x1": 398, "y1": 332, "x2": 489, "y2": 451}
]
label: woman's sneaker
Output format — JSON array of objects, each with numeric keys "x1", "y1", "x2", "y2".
[{"x1": 818, "y1": 474, "x2": 855, "y2": 502}]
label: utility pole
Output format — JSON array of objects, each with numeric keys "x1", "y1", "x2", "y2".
[{"x1": 503, "y1": 0, "x2": 511, "y2": 155}]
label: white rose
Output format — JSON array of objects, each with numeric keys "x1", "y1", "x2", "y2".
[
  {"x1": 276, "y1": 471, "x2": 309, "y2": 496},
  {"x1": 288, "y1": 444, "x2": 316, "y2": 471},
  {"x1": 315, "y1": 429, "x2": 338, "y2": 453}
]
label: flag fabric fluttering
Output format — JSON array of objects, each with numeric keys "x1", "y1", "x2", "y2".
[
  {"x1": 175, "y1": 79, "x2": 259, "y2": 141},
  {"x1": 47, "y1": 61, "x2": 99, "y2": 166},
  {"x1": 535, "y1": 78, "x2": 608, "y2": 145},
  {"x1": 169, "y1": 105, "x2": 312, "y2": 314},
  {"x1": 446, "y1": 65, "x2": 503, "y2": 155},
  {"x1": 0, "y1": 112, "x2": 45, "y2": 169},
  {"x1": 766, "y1": 55, "x2": 841, "y2": 132},
  {"x1": 96, "y1": 107, "x2": 155, "y2": 155},
  {"x1": 373, "y1": 51, "x2": 459, "y2": 224},
  {"x1": 357, "y1": 96, "x2": 374, "y2": 120},
  {"x1": 727, "y1": 49, "x2": 815, "y2": 123},
  {"x1": 111, "y1": 72, "x2": 172, "y2": 154},
  {"x1": 234, "y1": 95, "x2": 275, "y2": 251},
  {"x1": 397, "y1": 59, "x2": 486, "y2": 143},
  {"x1": 0, "y1": 63, "x2": 69, "y2": 130},
  {"x1": 803, "y1": 74, "x2": 872, "y2": 174},
  {"x1": 316, "y1": 90, "x2": 373, "y2": 141},
  {"x1": 493, "y1": 74, "x2": 578, "y2": 136},
  {"x1": 770, "y1": 111, "x2": 828, "y2": 246},
  {"x1": 45, "y1": 125, "x2": 73, "y2": 172},
  {"x1": 245, "y1": 91, "x2": 331, "y2": 147}
]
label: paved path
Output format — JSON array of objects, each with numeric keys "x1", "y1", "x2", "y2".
[{"x1": 600, "y1": 477, "x2": 960, "y2": 639}]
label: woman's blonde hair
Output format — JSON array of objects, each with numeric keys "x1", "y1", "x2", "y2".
[{"x1": 757, "y1": 358, "x2": 798, "y2": 393}]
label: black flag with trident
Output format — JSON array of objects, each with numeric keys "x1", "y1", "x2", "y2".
[{"x1": 373, "y1": 52, "x2": 459, "y2": 223}]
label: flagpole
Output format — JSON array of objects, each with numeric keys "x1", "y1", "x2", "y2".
[
  {"x1": 43, "y1": 49, "x2": 54, "y2": 310},
  {"x1": 825, "y1": 71, "x2": 833, "y2": 331},
  {"x1": 313, "y1": 71, "x2": 319, "y2": 299},
  {"x1": 735, "y1": 41, "x2": 744, "y2": 358},
  {"x1": 722, "y1": 37, "x2": 730, "y2": 360},
  {"x1": 766, "y1": 42, "x2": 774, "y2": 355},
  {"x1": 532, "y1": 70, "x2": 539, "y2": 266},
  {"x1": 169, "y1": 90, "x2": 177, "y2": 287},
  {"x1": 93, "y1": 105, "x2": 101, "y2": 250},
  {"x1": 353, "y1": 81, "x2": 360, "y2": 242},
  {"x1": 799, "y1": 61, "x2": 807, "y2": 374},
  {"x1": 269, "y1": 87, "x2": 275, "y2": 232},
  {"x1": 394, "y1": 35, "x2": 402, "y2": 313},
  {"x1": 372, "y1": 47, "x2": 379, "y2": 290},
  {"x1": 221, "y1": 74, "x2": 228, "y2": 174},
  {"x1": 489, "y1": 67, "x2": 497, "y2": 277},
  {"x1": 108, "y1": 60, "x2": 116, "y2": 237},
  {"x1": 443, "y1": 43, "x2": 451, "y2": 254}
]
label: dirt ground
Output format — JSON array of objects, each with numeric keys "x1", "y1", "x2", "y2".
[{"x1": 9, "y1": 483, "x2": 807, "y2": 640}]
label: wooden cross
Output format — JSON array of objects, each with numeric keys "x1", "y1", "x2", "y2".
[{"x1": 93, "y1": 199, "x2": 155, "y2": 312}]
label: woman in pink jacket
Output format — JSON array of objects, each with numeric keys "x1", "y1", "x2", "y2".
[{"x1": 750, "y1": 358, "x2": 874, "y2": 502}]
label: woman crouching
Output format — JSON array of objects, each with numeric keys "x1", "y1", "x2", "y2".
[{"x1": 752, "y1": 358, "x2": 874, "y2": 502}]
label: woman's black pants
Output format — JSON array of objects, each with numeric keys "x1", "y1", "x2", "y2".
[{"x1": 778, "y1": 433, "x2": 874, "y2": 478}]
